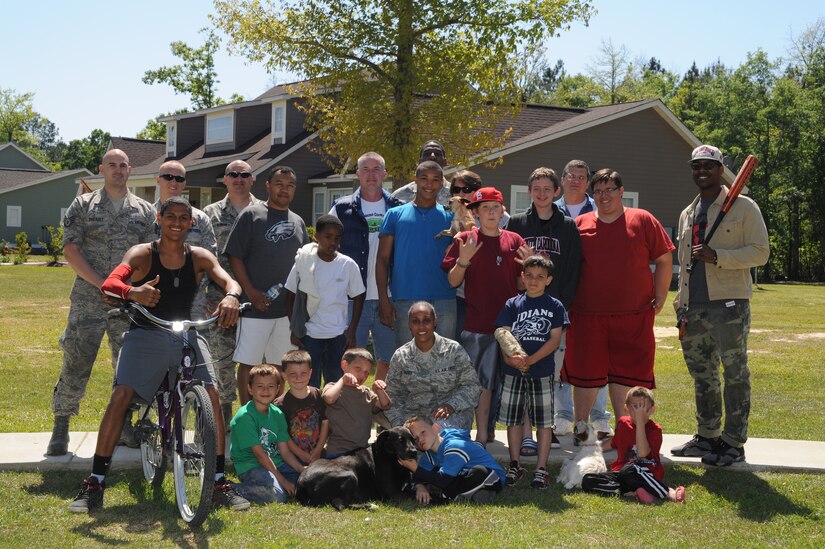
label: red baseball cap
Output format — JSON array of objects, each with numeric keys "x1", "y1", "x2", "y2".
[{"x1": 467, "y1": 187, "x2": 504, "y2": 207}]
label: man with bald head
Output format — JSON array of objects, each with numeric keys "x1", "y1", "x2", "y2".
[
  {"x1": 47, "y1": 149, "x2": 156, "y2": 455},
  {"x1": 204, "y1": 160, "x2": 265, "y2": 425}
]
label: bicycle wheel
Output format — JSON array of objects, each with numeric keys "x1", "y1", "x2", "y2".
[
  {"x1": 173, "y1": 384, "x2": 217, "y2": 526},
  {"x1": 137, "y1": 401, "x2": 167, "y2": 486}
]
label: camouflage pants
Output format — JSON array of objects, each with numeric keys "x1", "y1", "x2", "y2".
[
  {"x1": 680, "y1": 301, "x2": 751, "y2": 446},
  {"x1": 53, "y1": 284, "x2": 129, "y2": 417},
  {"x1": 208, "y1": 320, "x2": 238, "y2": 404}
]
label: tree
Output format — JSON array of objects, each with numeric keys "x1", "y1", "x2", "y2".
[
  {"x1": 213, "y1": 0, "x2": 593, "y2": 183},
  {"x1": 587, "y1": 38, "x2": 630, "y2": 104},
  {"x1": 143, "y1": 28, "x2": 223, "y2": 110},
  {"x1": 0, "y1": 88, "x2": 36, "y2": 143},
  {"x1": 62, "y1": 129, "x2": 111, "y2": 172}
]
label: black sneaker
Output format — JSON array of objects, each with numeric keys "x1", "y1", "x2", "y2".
[
  {"x1": 214, "y1": 478, "x2": 251, "y2": 510},
  {"x1": 671, "y1": 434, "x2": 719, "y2": 457},
  {"x1": 505, "y1": 461, "x2": 526, "y2": 486},
  {"x1": 530, "y1": 467, "x2": 550, "y2": 489},
  {"x1": 68, "y1": 476, "x2": 104, "y2": 513},
  {"x1": 455, "y1": 470, "x2": 501, "y2": 503},
  {"x1": 551, "y1": 433, "x2": 561, "y2": 449},
  {"x1": 701, "y1": 440, "x2": 745, "y2": 466}
]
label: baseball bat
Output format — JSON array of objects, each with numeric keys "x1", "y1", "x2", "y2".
[{"x1": 687, "y1": 155, "x2": 759, "y2": 273}]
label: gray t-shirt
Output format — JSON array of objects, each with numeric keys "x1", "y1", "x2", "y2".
[
  {"x1": 688, "y1": 195, "x2": 714, "y2": 306},
  {"x1": 223, "y1": 204, "x2": 309, "y2": 319}
]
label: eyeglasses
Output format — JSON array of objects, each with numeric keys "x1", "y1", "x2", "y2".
[
  {"x1": 159, "y1": 173, "x2": 186, "y2": 183},
  {"x1": 565, "y1": 174, "x2": 588, "y2": 182},
  {"x1": 358, "y1": 167, "x2": 386, "y2": 175},
  {"x1": 592, "y1": 187, "x2": 620, "y2": 197},
  {"x1": 690, "y1": 161, "x2": 719, "y2": 171},
  {"x1": 225, "y1": 171, "x2": 252, "y2": 179},
  {"x1": 450, "y1": 185, "x2": 479, "y2": 194}
]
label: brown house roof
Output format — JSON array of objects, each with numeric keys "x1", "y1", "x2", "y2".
[{"x1": 109, "y1": 137, "x2": 166, "y2": 168}]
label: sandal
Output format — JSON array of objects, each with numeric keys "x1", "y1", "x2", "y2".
[
  {"x1": 674, "y1": 485, "x2": 686, "y2": 503},
  {"x1": 520, "y1": 437, "x2": 538, "y2": 457}
]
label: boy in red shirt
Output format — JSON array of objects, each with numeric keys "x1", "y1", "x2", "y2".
[{"x1": 582, "y1": 386, "x2": 685, "y2": 503}]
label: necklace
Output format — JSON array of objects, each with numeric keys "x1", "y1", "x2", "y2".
[{"x1": 169, "y1": 265, "x2": 183, "y2": 288}]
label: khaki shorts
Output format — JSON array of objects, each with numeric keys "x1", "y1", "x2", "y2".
[{"x1": 233, "y1": 316, "x2": 296, "y2": 365}]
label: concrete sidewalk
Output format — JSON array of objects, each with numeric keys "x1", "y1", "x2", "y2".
[{"x1": 1, "y1": 431, "x2": 823, "y2": 473}]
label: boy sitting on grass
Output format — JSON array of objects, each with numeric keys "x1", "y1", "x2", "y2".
[
  {"x1": 401, "y1": 415, "x2": 505, "y2": 504},
  {"x1": 582, "y1": 386, "x2": 686, "y2": 504},
  {"x1": 230, "y1": 364, "x2": 307, "y2": 503},
  {"x1": 322, "y1": 348, "x2": 391, "y2": 457},
  {"x1": 274, "y1": 349, "x2": 329, "y2": 465},
  {"x1": 495, "y1": 255, "x2": 568, "y2": 489}
]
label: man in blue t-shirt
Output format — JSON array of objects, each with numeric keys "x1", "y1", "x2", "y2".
[{"x1": 376, "y1": 161, "x2": 456, "y2": 348}]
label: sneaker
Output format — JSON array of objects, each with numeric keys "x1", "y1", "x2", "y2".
[
  {"x1": 573, "y1": 420, "x2": 589, "y2": 442},
  {"x1": 456, "y1": 470, "x2": 501, "y2": 503},
  {"x1": 68, "y1": 476, "x2": 104, "y2": 513},
  {"x1": 487, "y1": 425, "x2": 496, "y2": 443},
  {"x1": 592, "y1": 419, "x2": 614, "y2": 439},
  {"x1": 701, "y1": 440, "x2": 745, "y2": 466},
  {"x1": 551, "y1": 433, "x2": 561, "y2": 449},
  {"x1": 674, "y1": 485, "x2": 686, "y2": 503},
  {"x1": 635, "y1": 487, "x2": 656, "y2": 504},
  {"x1": 671, "y1": 434, "x2": 719, "y2": 457},
  {"x1": 530, "y1": 467, "x2": 550, "y2": 489},
  {"x1": 213, "y1": 478, "x2": 251, "y2": 510},
  {"x1": 553, "y1": 418, "x2": 573, "y2": 435},
  {"x1": 505, "y1": 461, "x2": 526, "y2": 486}
]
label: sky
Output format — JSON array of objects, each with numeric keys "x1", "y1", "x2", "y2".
[{"x1": 2, "y1": 1, "x2": 822, "y2": 142}]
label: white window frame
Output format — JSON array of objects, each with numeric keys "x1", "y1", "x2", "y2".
[
  {"x1": 60, "y1": 207, "x2": 68, "y2": 225},
  {"x1": 6, "y1": 205, "x2": 22, "y2": 228},
  {"x1": 271, "y1": 101, "x2": 286, "y2": 145},
  {"x1": 510, "y1": 185, "x2": 531, "y2": 215},
  {"x1": 165, "y1": 121, "x2": 177, "y2": 156},
  {"x1": 621, "y1": 191, "x2": 639, "y2": 208},
  {"x1": 312, "y1": 188, "x2": 352, "y2": 225},
  {"x1": 206, "y1": 111, "x2": 234, "y2": 145}
]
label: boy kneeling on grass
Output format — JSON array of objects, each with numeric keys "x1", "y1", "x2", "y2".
[
  {"x1": 400, "y1": 416, "x2": 506, "y2": 504},
  {"x1": 582, "y1": 386, "x2": 686, "y2": 504},
  {"x1": 230, "y1": 364, "x2": 307, "y2": 504}
]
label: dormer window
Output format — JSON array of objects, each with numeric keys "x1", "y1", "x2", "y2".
[
  {"x1": 271, "y1": 101, "x2": 286, "y2": 145},
  {"x1": 166, "y1": 122, "x2": 177, "y2": 156},
  {"x1": 206, "y1": 111, "x2": 234, "y2": 145}
]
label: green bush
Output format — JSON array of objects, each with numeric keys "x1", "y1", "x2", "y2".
[
  {"x1": 38, "y1": 225, "x2": 64, "y2": 266},
  {"x1": 12, "y1": 232, "x2": 31, "y2": 265},
  {"x1": 0, "y1": 240, "x2": 9, "y2": 263}
]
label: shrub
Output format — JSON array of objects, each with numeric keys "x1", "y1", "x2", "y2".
[
  {"x1": 39, "y1": 225, "x2": 64, "y2": 266},
  {"x1": 13, "y1": 232, "x2": 32, "y2": 265}
]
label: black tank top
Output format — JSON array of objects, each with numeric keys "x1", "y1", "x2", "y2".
[{"x1": 132, "y1": 241, "x2": 197, "y2": 327}]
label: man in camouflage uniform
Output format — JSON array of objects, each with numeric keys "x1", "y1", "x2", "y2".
[
  {"x1": 152, "y1": 160, "x2": 217, "y2": 320},
  {"x1": 48, "y1": 149, "x2": 156, "y2": 455},
  {"x1": 203, "y1": 160, "x2": 264, "y2": 427},
  {"x1": 385, "y1": 302, "x2": 480, "y2": 429},
  {"x1": 671, "y1": 145, "x2": 769, "y2": 466}
]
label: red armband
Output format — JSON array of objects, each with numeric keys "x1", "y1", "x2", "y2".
[{"x1": 101, "y1": 263, "x2": 134, "y2": 300}]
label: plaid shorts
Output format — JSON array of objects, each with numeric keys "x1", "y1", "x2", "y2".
[{"x1": 498, "y1": 374, "x2": 554, "y2": 428}]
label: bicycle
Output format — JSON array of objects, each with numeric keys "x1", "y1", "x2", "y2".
[{"x1": 111, "y1": 300, "x2": 249, "y2": 526}]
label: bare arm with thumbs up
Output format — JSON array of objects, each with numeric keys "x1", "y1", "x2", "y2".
[{"x1": 100, "y1": 242, "x2": 162, "y2": 306}]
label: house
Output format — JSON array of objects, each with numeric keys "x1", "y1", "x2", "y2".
[
  {"x1": 82, "y1": 85, "x2": 736, "y2": 240},
  {"x1": 0, "y1": 143, "x2": 91, "y2": 244}
]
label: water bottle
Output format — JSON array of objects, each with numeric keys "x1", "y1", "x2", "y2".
[{"x1": 265, "y1": 283, "x2": 283, "y2": 300}]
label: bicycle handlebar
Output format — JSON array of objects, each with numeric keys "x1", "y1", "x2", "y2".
[{"x1": 110, "y1": 300, "x2": 252, "y2": 333}]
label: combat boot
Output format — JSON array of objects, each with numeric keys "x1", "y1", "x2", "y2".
[
  {"x1": 118, "y1": 408, "x2": 139, "y2": 448},
  {"x1": 46, "y1": 415, "x2": 70, "y2": 456},
  {"x1": 222, "y1": 403, "x2": 233, "y2": 433}
]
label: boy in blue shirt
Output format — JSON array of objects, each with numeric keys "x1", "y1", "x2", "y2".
[
  {"x1": 495, "y1": 255, "x2": 569, "y2": 489},
  {"x1": 230, "y1": 364, "x2": 307, "y2": 503},
  {"x1": 400, "y1": 416, "x2": 505, "y2": 504}
]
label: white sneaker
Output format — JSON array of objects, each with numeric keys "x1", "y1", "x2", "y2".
[
  {"x1": 593, "y1": 419, "x2": 614, "y2": 438},
  {"x1": 553, "y1": 418, "x2": 573, "y2": 435}
]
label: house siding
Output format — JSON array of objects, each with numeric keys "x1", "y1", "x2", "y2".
[
  {"x1": 235, "y1": 104, "x2": 271, "y2": 147},
  {"x1": 0, "y1": 175, "x2": 79, "y2": 243},
  {"x1": 176, "y1": 117, "x2": 204, "y2": 157}
]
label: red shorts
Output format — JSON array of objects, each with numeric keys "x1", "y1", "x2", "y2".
[{"x1": 562, "y1": 309, "x2": 656, "y2": 389}]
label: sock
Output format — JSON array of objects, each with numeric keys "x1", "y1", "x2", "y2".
[
  {"x1": 215, "y1": 454, "x2": 226, "y2": 482},
  {"x1": 91, "y1": 454, "x2": 112, "y2": 482}
]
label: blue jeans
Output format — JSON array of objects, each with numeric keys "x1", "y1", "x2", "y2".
[
  {"x1": 302, "y1": 333, "x2": 347, "y2": 388},
  {"x1": 234, "y1": 466, "x2": 288, "y2": 504},
  {"x1": 392, "y1": 298, "x2": 457, "y2": 348},
  {"x1": 349, "y1": 299, "x2": 397, "y2": 363}
]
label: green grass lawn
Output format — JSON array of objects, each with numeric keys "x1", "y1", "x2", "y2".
[{"x1": 1, "y1": 266, "x2": 823, "y2": 546}]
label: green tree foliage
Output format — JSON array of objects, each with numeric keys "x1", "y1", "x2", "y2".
[
  {"x1": 213, "y1": 0, "x2": 593, "y2": 183},
  {"x1": 0, "y1": 88, "x2": 36, "y2": 143},
  {"x1": 61, "y1": 129, "x2": 111, "y2": 172}
]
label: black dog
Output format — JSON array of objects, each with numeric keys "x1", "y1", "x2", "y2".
[{"x1": 296, "y1": 426, "x2": 418, "y2": 510}]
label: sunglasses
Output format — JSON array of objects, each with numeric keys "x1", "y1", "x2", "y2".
[
  {"x1": 690, "y1": 161, "x2": 719, "y2": 171},
  {"x1": 225, "y1": 171, "x2": 253, "y2": 179},
  {"x1": 450, "y1": 185, "x2": 479, "y2": 194},
  {"x1": 159, "y1": 173, "x2": 186, "y2": 183}
]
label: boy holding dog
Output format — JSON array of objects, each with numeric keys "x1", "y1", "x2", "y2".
[
  {"x1": 495, "y1": 255, "x2": 568, "y2": 489},
  {"x1": 230, "y1": 364, "x2": 307, "y2": 504},
  {"x1": 581, "y1": 386, "x2": 686, "y2": 503},
  {"x1": 274, "y1": 349, "x2": 329, "y2": 465},
  {"x1": 322, "y1": 348, "x2": 391, "y2": 457},
  {"x1": 401, "y1": 416, "x2": 505, "y2": 504}
]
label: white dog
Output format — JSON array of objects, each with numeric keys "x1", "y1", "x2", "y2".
[{"x1": 556, "y1": 425, "x2": 607, "y2": 490}]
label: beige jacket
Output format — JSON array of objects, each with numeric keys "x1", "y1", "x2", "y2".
[{"x1": 674, "y1": 186, "x2": 769, "y2": 310}]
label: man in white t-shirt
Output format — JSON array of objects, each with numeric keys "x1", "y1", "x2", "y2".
[{"x1": 329, "y1": 152, "x2": 403, "y2": 381}]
